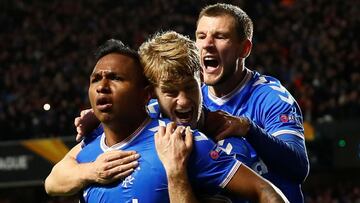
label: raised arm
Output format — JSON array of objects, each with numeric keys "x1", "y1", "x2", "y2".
[{"x1": 45, "y1": 143, "x2": 139, "y2": 196}]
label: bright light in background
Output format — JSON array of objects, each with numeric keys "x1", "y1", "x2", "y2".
[{"x1": 43, "y1": 103, "x2": 51, "y2": 111}]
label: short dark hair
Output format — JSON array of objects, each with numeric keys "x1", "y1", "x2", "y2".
[
  {"x1": 197, "y1": 3, "x2": 253, "y2": 40},
  {"x1": 94, "y1": 39, "x2": 148, "y2": 86},
  {"x1": 95, "y1": 39, "x2": 140, "y2": 63}
]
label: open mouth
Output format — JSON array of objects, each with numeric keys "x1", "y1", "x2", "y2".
[
  {"x1": 96, "y1": 97, "x2": 112, "y2": 112},
  {"x1": 203, "y1": 56, "x2": 219, "y2": 71},
  {"x1": 174, "y1": 108, "x2": 193, "y2": 125}
]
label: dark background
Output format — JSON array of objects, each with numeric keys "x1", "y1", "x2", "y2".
[{"x1": 0, "y1": 0, "x2": 359, "y2": 202}]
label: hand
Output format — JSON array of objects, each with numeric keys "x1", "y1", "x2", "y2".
[
  {"x1": 88, "y1": 150, "x2": 140, "y2": 184},
  {"x1": 204, "y1": 110, "x2": 250, "y2": 141},
  {"x1": 154, "y1": 122, "x2": 193, "y2": 177},
  {"x1": 74, "y1": 108, "x2": 100, "y2": 142}
]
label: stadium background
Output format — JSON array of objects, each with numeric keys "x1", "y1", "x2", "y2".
[{"x1": 0, "y1": 0, "x2": 359, "y2": 202}]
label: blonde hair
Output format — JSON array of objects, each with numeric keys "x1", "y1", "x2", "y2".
[{"x1": 139, "y1": 31, "x2": 201, "y2": 86}]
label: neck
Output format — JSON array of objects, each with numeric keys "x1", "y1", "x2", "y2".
[
  {"x1": 102, "y1": 113, "x2": 149, "y2": 147},
  {"x1": 209, "y1": 60, "x2": 246, "y2": 97}
]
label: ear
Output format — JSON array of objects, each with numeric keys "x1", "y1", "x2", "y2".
[
  {"x1": 240, "y1": 39, "x2": 252, "y2": 58},
  {"x1": 144, "y1": 85, "x2": 154, "y2": 103}
]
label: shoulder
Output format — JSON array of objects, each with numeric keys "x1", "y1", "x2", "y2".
[
  {"x1": 82, "y1": 131, "x2": 102, "y2": 149},
  {"x1": 77, "y1": 135, "x2": 102, "y2": 162},
  {"x1": 190, "y1": 129, "x2": 218, "y2": 154},
  {"x1": 146, "y1": 117, "x2": 172, "y2": 132},
  {"x1": 250, "y1": 73, "x2": 297, "y2": 108}
]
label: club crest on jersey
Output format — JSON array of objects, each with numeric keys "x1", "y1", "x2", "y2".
[
  {"x1": 210, "y1": 146, "x2": 222, "y2": 160},
  {"x1": 279, "y1": 114, "x2": 295, "y2": 123}
]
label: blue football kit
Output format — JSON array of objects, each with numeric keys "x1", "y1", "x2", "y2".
[
  {"x1": 202, "y1": 68, "x2": 309, "y2": 203},
  {"x1": 147, "y1": 99, "x2": 257, "y2": 203},
  {"x1": 77, "y1": 117, "x2": 242, "y2": 203}
]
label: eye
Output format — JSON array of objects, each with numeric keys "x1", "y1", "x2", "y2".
[
  {"x1": 90, "y1": 75, "x2": 101, "y2": 83},
  {"x1": 109, "y1": 73, "x2": 123, "y2": 81},
  {"x1": 164, "y1": 91, "x2": 177, "y2": 97},
  {"x1": 162, "y1": 89, "x2": 178, "y2": 97},
  {"x1": 196, "y1": 33, "x2": 206, "y2": 40},
  {"x1": 215, "y1": 34, "x2": 226, "y2": 39}
]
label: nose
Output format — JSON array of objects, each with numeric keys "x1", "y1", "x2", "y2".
[
  {"x1": 177, "y1": 91, "x2": 191, "y2": 107},
  {"x1": 96, "y1": 79, "x2": 111, "y2": 94},
  {"x1": 202, "y1": 36, "x2": 215, "y2": 49}
]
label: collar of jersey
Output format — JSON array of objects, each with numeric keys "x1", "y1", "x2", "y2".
[
  {"x1": 207, "y1": 68, "x2": 252, "y2": 105},
  {"x1": 100, "y1": 117, "x2": 151, "y2": 151}
]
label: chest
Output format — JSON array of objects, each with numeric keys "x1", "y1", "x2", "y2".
[{"x1": 82, "y1": 150, "x2": 169, "y2": 203}]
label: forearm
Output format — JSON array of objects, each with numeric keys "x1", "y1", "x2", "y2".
[
  {"x1": 246, "y1": 121, "x2": 309, "y2": 182},
  {"x1": 226, "y1": 164, "x2": 288, "y2": 203},
  {"x1": 258, "y1": 182, "x2": 289, "y2": 203},
  {"x1": 166, "y1": 170, "x2": 199, "y2": 203},
  {"x1": 45, "y1": 156, "x2": 93, "y2": 196}
]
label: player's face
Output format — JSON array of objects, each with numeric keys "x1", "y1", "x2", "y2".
[
  {"x1": 89, "y1": 53, "x2": 148, "y2": 123},
  {"x1": 154, "y1": 76, "x2": 202, "y2": 129},
  {"x1": 196, "y1": 15, "x2": 244, "y2": 86}
]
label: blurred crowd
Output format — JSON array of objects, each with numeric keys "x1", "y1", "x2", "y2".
[
  {"x1": 0, "y1": 0, "x2": 359, "y2": 140},
  {"x1": 305, "y1": 183, "x2": 360, "y2": 203}
]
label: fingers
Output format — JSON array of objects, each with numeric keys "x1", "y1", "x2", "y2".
[
  {"x1": 74, "y1": 108, "x2": 94, "y2": 142},
  {"x1": 214, "y1": 130, "x2": 229, "y2": 141},
  {"x1": 80, "y1": 108, "x2": 92, "y2": 117},
  {"x1": 172, "y1": 125, "x2": 185, "y2": 140},
  {"x1": 74, "y1": 116, "x2": 81, "y2": 127},
  {"x1": 103, "y1": 150, "x2": 138, "y2": 162},
  {"x1": 75, "y1": 132, "x2": 84, "y2": 142},
  {"x1": 165, "y1": 122, "x2": 177, "y2": 138},
  {"x1": 94, "y1": 150, "x2": 140, "y2": 184},
  {"x1": 157, "y1": 125, "x2": 166, "y2": 137},
  {"x1": 107, "y1": 160, "x2": 139, "y2": 174},
  {"x1": 97, "y1": 163, "x2": 138, "y2": 184},
  {"x1": 105, "y1": 154, "x2": 140, "y2": 170},
  {"x1": 110, "y1": 168, "x2": 136, "y2": 182},
  {"x1": 184, "y1": 126, "x2": 193, "y2": 150}
]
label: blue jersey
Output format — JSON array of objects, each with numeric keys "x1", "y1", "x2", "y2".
[
  {"x1": 202, "y1": 68, "x2": 309, "y2": 203},
  {"x1": 146, "y1": 99, "x2": 257, "y2": 203},
  {"x1": 77, "y1": 117, "x2": 241, "y2": 203}
]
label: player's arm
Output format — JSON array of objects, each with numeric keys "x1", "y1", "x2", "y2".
[
  {"x1": 204, "y1": 109, "x2": 309, "y2": 182},
  {"x1": 45, "y1": 143, "x2": 87, "y2": 196},
  {"x1": 244, "y1": 120, "x2": 309, "y2": 182},
  {"x1": 155, "y1": 123, "x2": 199, "y2": 203},
  {"x1": 225, "y1": 164, "x2": 289, "y2": 203},
  {"x1": 244, "y1": 83, "x2": 309, "y2": 182},
  {"x1": 44, "y1": 143, "x2": 140, "y2": 196}
]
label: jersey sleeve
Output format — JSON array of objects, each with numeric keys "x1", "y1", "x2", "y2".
[
  {"x1": 246, "y1": 77, "x2": 309, "y2": 182},
  {"x1": 187, "y1": 130, "x2": 241, "y2": 195},
  {"x1": 252, "y1": 77, "x2": 304, "y2": 138}
]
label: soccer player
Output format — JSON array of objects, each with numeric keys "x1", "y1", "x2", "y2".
[
  {"x1": 194, "y1": 3, "x2": 310, "y2": 202},
  {"x1": 46, "y1": 38, "x2": 288, "y2": 202},
  {"x1": 139, "y1": 31, "x2": 262, "y2": 202}
]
